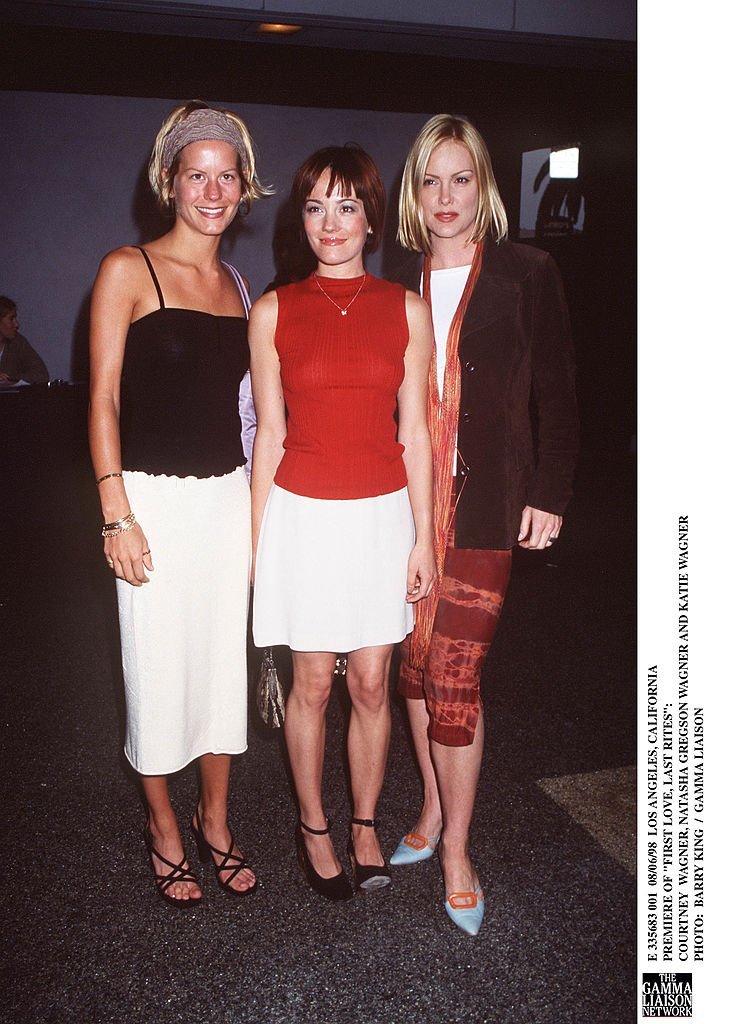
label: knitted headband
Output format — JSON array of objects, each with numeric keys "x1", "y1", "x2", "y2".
[{"x1": 161, "y1": 108, "x2": 247, "y2": 170}]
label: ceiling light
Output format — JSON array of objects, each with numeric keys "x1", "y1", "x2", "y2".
[{"x1": 256, "y1": 23, "x2": 302, "y2": 35}]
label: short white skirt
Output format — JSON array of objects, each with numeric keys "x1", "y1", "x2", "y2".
[
  {"x1": 253, "y1": 484, "x2": 414, "y2": 652},
  {"x1": 117, "y1": 467, "x2": 251, "y2": 775}
]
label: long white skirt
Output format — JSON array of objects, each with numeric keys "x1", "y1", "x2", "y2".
[
  {"x1": 117, "y1": 467, "x2": 251, "y2": 775},
  {"x1": 253, "y1": 484, "x2": 414, "y2": 652}
]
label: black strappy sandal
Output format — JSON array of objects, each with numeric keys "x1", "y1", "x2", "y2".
[
  {"x1": 348, "y1": 817, "x2": 392, "y2": 892},
  {"x1": 296, "y1": 818, "x2": 354, "y2": 902},
  {"x1": 143, "y1": 825, "x2": 202, "y2": 908},
  {"x1": 190, "y1": 809, "x2": 257, "y2": 897}
]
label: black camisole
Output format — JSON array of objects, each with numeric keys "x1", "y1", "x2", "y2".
[{"x1": 120, "y1": 248, "x2": 249, "y2": 478}]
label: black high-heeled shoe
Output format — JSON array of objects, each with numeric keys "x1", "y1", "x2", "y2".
[
  {"x1": 296, "y1": 819, "x2": 354, "y2": 902},
  {"x1": 348, "y1": 817, "x2": 392, "y2": 892},
  {"x1": 190, "y1": 809, "x2": 257, "y2": 897},
  {"x1": 143, "y1": 825, "x2": 202, "y2": 908}
]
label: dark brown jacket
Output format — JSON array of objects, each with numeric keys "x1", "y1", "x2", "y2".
[{"x1": 394, "y1": 240, "x2": 579, "y2": 550}]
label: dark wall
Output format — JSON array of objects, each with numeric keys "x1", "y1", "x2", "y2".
[
  {"x1": 1, "y1": 91, "x2": 432, "y2": 382},
  {"x1": 2, "y1": 23, "x2": 635, "y2": 451}
]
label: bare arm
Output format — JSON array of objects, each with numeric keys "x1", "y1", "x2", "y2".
[
  {"x1": 398, "y1": 291, "x2": 436, "y2": 602},
  {"x1": 248, "y1": 291, "x2": 286, "y2": 576},
  {"x1": 88, "y1": 247, "x2": 153, "y2": 585}
]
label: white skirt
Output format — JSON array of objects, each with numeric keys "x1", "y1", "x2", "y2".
[
  {"x1": 117, "y1": 467, "x2": 251, "y2": 775},
  {"x1": 253, "y1": 484, "x2": 414, "y2": 652}
]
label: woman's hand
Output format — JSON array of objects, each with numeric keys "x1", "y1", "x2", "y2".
[
  {"x1": 104, "y1": 522, "x2": 154, "y2": 586},
  {"x1": 517, "y1": 506, "x2": 562, "y2": 549},
  {"x1": 406, "y1": 541, "x2": 436, "y2": 603}
]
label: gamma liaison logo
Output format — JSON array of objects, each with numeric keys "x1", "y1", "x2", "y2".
[{"x1": 642, "y1": 974, "x2": 693, "y2": 1018}]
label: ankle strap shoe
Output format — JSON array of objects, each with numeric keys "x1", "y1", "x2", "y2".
[{"x1": 349, "y1": 817, "x2": 392, "y2": 892}]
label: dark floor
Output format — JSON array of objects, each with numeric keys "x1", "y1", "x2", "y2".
[{"x1": 1, "y1": 386, "x2": 636, "y2": 1024}]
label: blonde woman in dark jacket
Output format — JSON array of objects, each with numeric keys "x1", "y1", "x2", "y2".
[{"x1": 389, "y1": 114, "x2": 578, "y2": 935}]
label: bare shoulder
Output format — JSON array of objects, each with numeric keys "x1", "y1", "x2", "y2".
[
  {"x1": 249, "y1": 288, "x2": 279, "y2": 329},
  {"x1": 90, "y1": 247, "x2": 146, "y2": 348},
  {"x1": 95, "y1": 245, "x2": 147, "y2": 290},
  {"x1": 98, "y1": 244, "x2": 145, "y2": 273},
  {"x1": 404, "y1": 289, "x2": 432, "y2": 330}
]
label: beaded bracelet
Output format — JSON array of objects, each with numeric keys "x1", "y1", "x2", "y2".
[
  {"x1": 102, "y1": 511, "x2": 136, "y2": 537},
  {"x1": 96, "y1": 472, "x2": 123, "y2": 485}
]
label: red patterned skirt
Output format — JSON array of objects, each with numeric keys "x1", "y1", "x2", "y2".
[{"x1": 398, "y1": 516, "x2": 512, "y2": 747}]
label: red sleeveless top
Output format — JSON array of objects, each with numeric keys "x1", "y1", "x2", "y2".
[{"x1": 273, "y1": 273, "x2": 410, "y2": 500}]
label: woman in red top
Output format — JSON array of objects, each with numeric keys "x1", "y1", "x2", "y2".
[{"x1": 251, "y1": 145, "x2": 435, "y2": 900}]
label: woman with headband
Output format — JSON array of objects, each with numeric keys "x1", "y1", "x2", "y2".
[
  {"x1": 89, "y1": 100, "x2": 270, "y2": 906},
  {"x1": 390, "y1": 115, "x2": 578, "y2": 934},
  {"x1": 251, "y1": 145, "x2": 435, "y2": 901}
]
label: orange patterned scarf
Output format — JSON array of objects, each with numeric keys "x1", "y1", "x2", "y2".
[{"x1": 409, "y1": 240, "x2": 484, "y2": 670}]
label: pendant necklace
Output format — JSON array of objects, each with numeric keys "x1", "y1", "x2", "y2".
[{"x1": 313, "y1": 272, "x2": 366, "y2": 316}]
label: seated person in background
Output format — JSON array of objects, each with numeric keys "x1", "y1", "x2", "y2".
[{"x1": 0, "y1": 296, "x2": 50, "y2": 383}]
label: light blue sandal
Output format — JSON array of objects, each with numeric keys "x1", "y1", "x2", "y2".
[
  {"x1": 444, "y1": 885, "x2": 485, "y2": 936},
  {"x1": 390, "y1": 831, "x2": 440, "y2": 865}
]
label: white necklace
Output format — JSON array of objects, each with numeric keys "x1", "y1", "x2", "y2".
[{"x1": 313, "y1": 273, "x2": 366, "y2": 316}]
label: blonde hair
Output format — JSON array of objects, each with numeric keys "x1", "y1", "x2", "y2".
[
  {"x1": 147, "y1": 100, "x2": 272, "y2": 212},
  {"x1": 397, "y1": 114, "x2": 508, "y2": 254}
]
